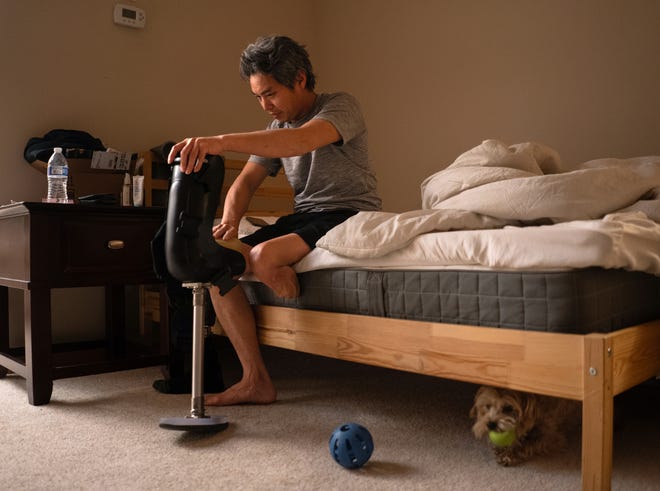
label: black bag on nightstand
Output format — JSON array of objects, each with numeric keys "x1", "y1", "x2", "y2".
[{"x1": 24, "y1": 129, "x2": 106, "y2": 163}]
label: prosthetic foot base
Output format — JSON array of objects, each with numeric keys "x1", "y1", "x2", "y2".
[{"x1": 159, "y1": 415, "x2": 228, "y2": 433}]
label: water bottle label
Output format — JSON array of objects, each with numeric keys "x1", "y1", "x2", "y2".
[{"x1": 47, "y1": 167, "x2": 68, "y2": 177}]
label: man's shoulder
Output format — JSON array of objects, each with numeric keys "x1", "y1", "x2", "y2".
[
  {"x1": 321, "y1": 91, "x2": 360, "y2": 105},
  {"x1": 316, "y1": 92, "x2": 363, "y2": 117}
]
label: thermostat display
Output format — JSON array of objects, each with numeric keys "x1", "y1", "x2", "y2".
[{"x1": 113, "y1": 3, "x2": 146, "y2": 29}]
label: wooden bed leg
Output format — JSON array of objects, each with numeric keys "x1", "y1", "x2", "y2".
[{"x1": 582, "y1": 334, "x2": 614, "y2": 491}]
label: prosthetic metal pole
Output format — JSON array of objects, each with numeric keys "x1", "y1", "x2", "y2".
[
  {"x1": 190, "y1": 283, "x2": 206, "y2": 418},
  {"x1": 159, "y1": 283, "x2": 228, "y2": 432}
]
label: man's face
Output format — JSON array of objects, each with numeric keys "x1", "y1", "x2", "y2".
[{"x1": 249, "y1": 72, "x2": 307, "y2": 123}]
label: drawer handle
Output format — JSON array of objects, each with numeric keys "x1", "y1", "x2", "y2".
[{"x1": 107, "y1": 240, "x2": 125, "y2": 250}]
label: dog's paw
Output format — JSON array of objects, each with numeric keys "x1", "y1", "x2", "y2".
[
  {"x1": 496, "y1": 455, "x2": 514, "y2": 466},
  {"x1": 494, "y1": 449, "x2": 520, "y2": 467}
]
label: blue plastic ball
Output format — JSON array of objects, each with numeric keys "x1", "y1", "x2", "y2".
[{"x1": 329, "y1": 422, "x2": 374, "y2": 469}]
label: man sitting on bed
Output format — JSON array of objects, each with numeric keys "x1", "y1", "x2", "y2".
[{"x1": 168, "y1": 35, "x2": 382, "y2": 405}]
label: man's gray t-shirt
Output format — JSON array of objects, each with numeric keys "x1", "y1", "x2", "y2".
[{"x1": 249, "y1": 92, "x2": 382, "y2": 214}]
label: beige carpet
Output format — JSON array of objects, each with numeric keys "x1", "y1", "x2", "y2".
[{"x1": 0, "y1": 340, "x2": 658, "y2": 490}]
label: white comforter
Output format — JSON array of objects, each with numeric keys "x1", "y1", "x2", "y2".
[{"x1": 305, "y1": 140, "x2": 660, "y2": 275}]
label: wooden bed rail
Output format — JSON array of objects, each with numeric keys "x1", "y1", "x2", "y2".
[{"x1": 254, "y1": 305, "x2": 586, "y2": 398}]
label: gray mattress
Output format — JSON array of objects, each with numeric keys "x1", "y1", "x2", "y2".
[{"x1": 241, "y1": 268, "x2": 660, "y2": 334}]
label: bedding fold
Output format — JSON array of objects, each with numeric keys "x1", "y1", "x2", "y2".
[{"x1": 317, "y1": 140, "x2": 660, "y2": 261}]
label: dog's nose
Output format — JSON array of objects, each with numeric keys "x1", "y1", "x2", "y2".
[{"x1": 487, "y1": 422, "x2": 498, "y2": 431}]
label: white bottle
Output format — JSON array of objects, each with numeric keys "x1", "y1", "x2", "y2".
[
  {"x1": 121, "y1": 172, "x2": 132, "y2": 206},
  {"x1": 46, "y1": 147, "x2": 69, "y2": 202}
]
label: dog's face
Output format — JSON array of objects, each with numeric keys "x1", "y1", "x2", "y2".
[
  {"x1": 469, "y1": 386, "x2": 538, "y2": 440},
  {"x1": 470, "y1": 386, "x2": 578, "y2": 466}
]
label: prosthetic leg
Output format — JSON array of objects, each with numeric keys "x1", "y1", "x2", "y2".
[{"x1": 159, "y1": 156, "x2": 245, "y2": 432}]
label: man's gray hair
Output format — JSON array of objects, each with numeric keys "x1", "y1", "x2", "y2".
[{"x1": 240, "y1": 35, "x2": 316, "y2": 90}]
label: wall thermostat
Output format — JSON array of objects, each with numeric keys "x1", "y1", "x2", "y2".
[{"x1": 113, "y1": 3, "x2": 146, "y2": 29}]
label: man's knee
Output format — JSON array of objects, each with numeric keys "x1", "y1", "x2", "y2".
[{"x1": 248, "y1": 243, "x2": 270, "y2": 277}]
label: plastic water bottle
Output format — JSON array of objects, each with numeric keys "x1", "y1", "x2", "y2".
[{"x1": 46, "y1": 147, "x2": 69, "y2": 202}]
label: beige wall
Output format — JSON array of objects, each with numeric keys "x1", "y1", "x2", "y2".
[{"x1": 2, "y1": 0, "x2": 659, "y2": 340}]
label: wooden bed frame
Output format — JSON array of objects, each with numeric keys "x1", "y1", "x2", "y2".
[{"x1": 226, "y1": 157, "x2": 660, "y2": 491}]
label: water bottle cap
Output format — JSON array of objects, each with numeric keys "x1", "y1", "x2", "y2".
[{"x1": 54, "y1": 147, "x2": 63, "y2": 153}]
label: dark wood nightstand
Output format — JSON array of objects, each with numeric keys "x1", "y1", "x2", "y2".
[{"x1": 0, "y1": 201, "x2": 168, "y2": 405}]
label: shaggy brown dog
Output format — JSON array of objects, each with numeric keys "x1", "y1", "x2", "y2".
[{"x1": 470, "y1": 386, "x2": 581, "y2": 466}]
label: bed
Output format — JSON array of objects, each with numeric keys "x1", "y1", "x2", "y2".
[{"x1": 225, "y1": 141, "x2": 660, "y2": 491}]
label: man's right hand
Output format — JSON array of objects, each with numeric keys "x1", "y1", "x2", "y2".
[
  {"x1": 213, "y1": 222, "x2": 239, "y2": 241},
  {"x1": 168, "y1": 136, "x2": 224, "y2": 174}
]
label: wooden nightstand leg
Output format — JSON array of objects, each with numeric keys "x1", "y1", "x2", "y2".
[
  {"x1": 24, "y1": 288, "x2": 53, "y2": 405},
  {"x1": 0, "y1": 286, "x2": 9, "y2": 378}
]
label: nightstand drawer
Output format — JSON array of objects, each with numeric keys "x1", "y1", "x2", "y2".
[
  {"x1": 0, "y1": 202, "x2": 165, "y2": 287},
  {"x1": 61, "y1": 216, "x2": 161, "y2": 283}
]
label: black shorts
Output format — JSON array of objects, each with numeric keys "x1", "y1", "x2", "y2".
[{"x1": 240, "y1": 209, "x2": 358, "y2": 249}]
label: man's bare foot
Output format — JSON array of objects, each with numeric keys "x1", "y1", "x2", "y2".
[
  {"x1": 264, "y1": 266, "x2": 300, "y2": 299},
  {"x1": 205, "y1": 378, "x2": 277, "y2": 406}
]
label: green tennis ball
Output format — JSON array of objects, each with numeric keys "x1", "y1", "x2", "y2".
[{"x1": 488, "y1": 429, "x2": 516, "y2": 447}]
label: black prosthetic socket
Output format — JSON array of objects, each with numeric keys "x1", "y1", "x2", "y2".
[{"x1": 165, "y1": 157, "x2": 246, "y2": 294}]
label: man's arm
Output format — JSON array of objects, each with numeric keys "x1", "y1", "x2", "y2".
[
  {"x1": 212, "y1": 161, "x2": 269, "y2": 241},
  {"x1": 169, "y1": 118, "x2": 340, "y2": 174}
]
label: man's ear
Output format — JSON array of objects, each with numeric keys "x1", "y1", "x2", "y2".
[{"x1": 295, "y1": 70, "x2": 307, "y2": 89}]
